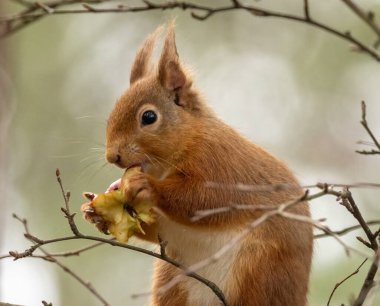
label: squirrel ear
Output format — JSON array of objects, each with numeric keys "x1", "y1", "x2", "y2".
[
  {"x1": 158, "y1": 23, "x2": 187, "y2": 91},
  {"x1": 130, "y1": 26, "x2": 163, "y2": 85}
]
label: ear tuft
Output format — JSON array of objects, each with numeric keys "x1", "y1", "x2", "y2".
[
  {"x1": 130, "y1": 26, "x2": 163, "y2": 85},
  {"x1": 158, "y1": 22, "x2": 188, "y2": 91}
]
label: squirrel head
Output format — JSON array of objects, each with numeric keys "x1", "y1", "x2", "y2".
[{"x1": 106, "y1": 23, "x2": 212, "y2": 176}]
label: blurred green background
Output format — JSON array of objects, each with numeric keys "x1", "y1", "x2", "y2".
[{"x1": 1, "y1": 0, "x2": 380, "y2": 305}]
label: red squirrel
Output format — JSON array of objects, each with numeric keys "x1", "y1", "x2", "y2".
[{"x1": 104, "y1": 24, "x2": 313, "y2": 306}]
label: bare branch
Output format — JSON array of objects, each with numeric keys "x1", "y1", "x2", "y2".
[
  {"x1": 327, "y1": 258, "x2": 368, "y2": 306},
  {"x1": 149, "y1": 188, "x2": 371, "y2": 300},
  {"x1": 341, "y1": 0, "x2": 380, "y2": 48},
  {"x1": 314, "y1": 220, "x2": 380, "y2": 239},
  {"x1": 303, "y1": 0, "x2": 310, "y2": 21},
  {"x1": 356, "y1": 101, "x2": 380, "y2": 155},
  {"x1": 6, "y1": 170, "x2": 229, "y2": 306},
  {"x1": 193, "y1": 184, "x2": 340, "y2": 222},
  {"x1": 56, "y1": 168, "x2": 80, "y2": 236},
  {"x1": 4, "y1": 171, "x2": 379, "y2": 306},
  {"x1": 353, "y1": 249, "x2": 380, "y2": 306},
  {"x1": 40, "y1": 247, "x2": 111, "y2": 306},
  {"x1": 3, "y1": 240, "x2": 106, "y2": 261},
  {"x1": 8, "y1": 221, "x2": 228, "y2": 305},
  {"x1": 344, "y1": 189, "x2": 378, "y2": 250},
  {"x1": 1, "y1": 1, "x2": 380, "y2": 62},
  {"x1": 12, "y1": 212, "x2": 110, "y2": 306},
  {"x1": 36, "y1": 2, "x2": 54, "y2": 14},
  {"x1": 333, "y1": 185, "x2": 378, "y2": 251},
  {"x1": 205, "y1": 181, "x2": 380, "y2": 195}
]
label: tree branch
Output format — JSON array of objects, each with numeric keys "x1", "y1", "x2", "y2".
[
  {"x1": 8, "y1": 217, "x2": 228, "y2": 306},
  {"x1": 344, "y1": 189, "x2": 378, "y2": 250},
  {"x1": 314, "y1": 220, "x2": 380, "y2": 239},
  {"x1": 341, "y1": 0, "x2": 380, "y2": 48},
  {"x1": 56, "y1": 168, "x2": 80, "y2": 236},
  {"x1": 327, "y1": 258, "x2": 368, "y2": 306},
  {"x1": 3, "y1": 101, "x2": 380, "y2": 305},
  {"x1": 5, "y1": 170, "x2": 229, "y2": 306},
  {"x1": 1, "y1": 0, "x2": 380, "y2": 62},
  {"x1": 11, "y1": 214, "x2": 110, "y2": 306},
  {"x1": 303, "y1": 0, "x2": 310, "y2": 21},
  {"x1": 353, "y1": 249, "x2": 380, "y2": 306},
  {"x1": 137, "y1": 186, "x2": 373, "y2": 300},
  {"x1": 356, "y1": 101, "x2": 380, "y2": 155}
]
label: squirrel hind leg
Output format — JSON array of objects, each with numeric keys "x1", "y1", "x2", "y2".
[
  {"x1": 151, "y1": 260, "x2": 188, "y2": 306},
  {"x1": 227, "y1": 234, "x2": 311, "y2": 306}
]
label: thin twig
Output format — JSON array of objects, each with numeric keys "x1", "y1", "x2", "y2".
[
  {"x1": 56, "y1": 168, "x2": 80, "y2": 236},
  {"x1": 1, "y1": 0, "x2": 110, "y2": 37},
  {"x1": 341, "y1": 0, "x2": 380, "y2": 48},
  {"x1": 303, "y1": 0, "x2": 310, "y2": 21},
  {"x1": 44, "y1": 241, "x2": 106, "y2": 257},
  {"x1": 314, "y1": 220, "x2": 380, "y2": 239},
  {"x1": 327, "y1": 258, "x2": 368, "y2": 306},
  {"x1": 353, "y1": 248, "x2": 380, "y2": 306},
  {"x1": 205, "y1": 181, "x2": 380, "y2": 194},
  {"x1": 193, "y1": 185, "x2": 340, "y2": 222},
  {"x1": 356, "y1": 101, "x2": 380, "y2": 155},
  {"x1": 12, "y1": 214, "x2": 110, "y2": 306},
  {"x1": 0, "y1": 253, "x2": 53, "y2": 260},
  {"x1": 344, "y1": 189, "x2": 378, "y2": 250},
  {"x1": 42, "y1": 248, "x2": 110, "y2": 306},
  {"x1": 36, "y1": 2, "x2": 55, "y2": 14}
]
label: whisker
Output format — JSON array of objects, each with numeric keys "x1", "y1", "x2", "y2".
[
  {"x1": 75, "y1": 115, "x2": 107, "y2": 125},
  {"x1": 75, "y1": 115, "x2": 95, "y2": 120},
  {"x1": 136, "y1": 131, "x2": 188, "y2": 176},
  {"x1": 144, "y1": 153, "x2": 160, "y2": 169},
  {"x1": 90, "y1": 147, "x2": 106, "y2": 152},
  {"x1": 153, "y1": 155, "x2": 188, "y2": 177},
  {"x1": 86, "y1": 162, "x2": 112, "y2": 182},
  {"x1": 80, "y1": 155, "x2": 105, "y2": 164},
  {"x1": 50, "y1": 137, "x2": 103, "y2": 146},
  {"x1": 48, "y1": 153, "x2": 84, "y2": 159},
  {"x1": 77, "y1": 159, "x2": 110, "y2": 183}
]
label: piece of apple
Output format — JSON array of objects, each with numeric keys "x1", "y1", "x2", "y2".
[{"x1": 81, "y1": 167, "x2": 155, "y2": 243}]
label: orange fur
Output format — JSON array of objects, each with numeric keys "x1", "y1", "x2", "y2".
[
  {"x1": 106, "y1": 24, "x2": 313, "y2": 306},
  {"x1": 151, "y1": 261, "x2": 189, "y2": 306}
]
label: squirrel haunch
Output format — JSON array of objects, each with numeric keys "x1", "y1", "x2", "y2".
[{"x1": 106, "y1": 23, "x2": 313, "y2": 306}]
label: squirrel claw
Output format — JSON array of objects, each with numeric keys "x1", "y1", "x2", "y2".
[
  {"x1": 83, "y1": 207, "x2": 95, "y2": 213},
  {"x1": 92, "y1": 215, "x2": 105, "y2": 224},
  {"x1": 83, "y1": 192, "x2": 96, "y2": 201}
]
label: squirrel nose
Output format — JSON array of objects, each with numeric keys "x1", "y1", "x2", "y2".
[{"x1": 106, "y1": 150, "x2": 122, "y2": 166}]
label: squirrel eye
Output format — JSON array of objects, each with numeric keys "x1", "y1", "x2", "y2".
[{"x1": 141, "y1": 110, "x2": 157, "y2": 125}]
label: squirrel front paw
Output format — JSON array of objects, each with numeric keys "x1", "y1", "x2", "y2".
[
  {"x1": 80, "y1": 167, "x2": 156, "y2": 243},
  {"x1": 122, "y1": 171, "x2": 156, "y2": 206},
  {"x1": 81, "y1": 194, "x2": 110, "y2": 235}
]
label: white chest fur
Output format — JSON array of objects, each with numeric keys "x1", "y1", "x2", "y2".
[{"x1": 158, "y1": 217, "x2": 240, "y2": 305}]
